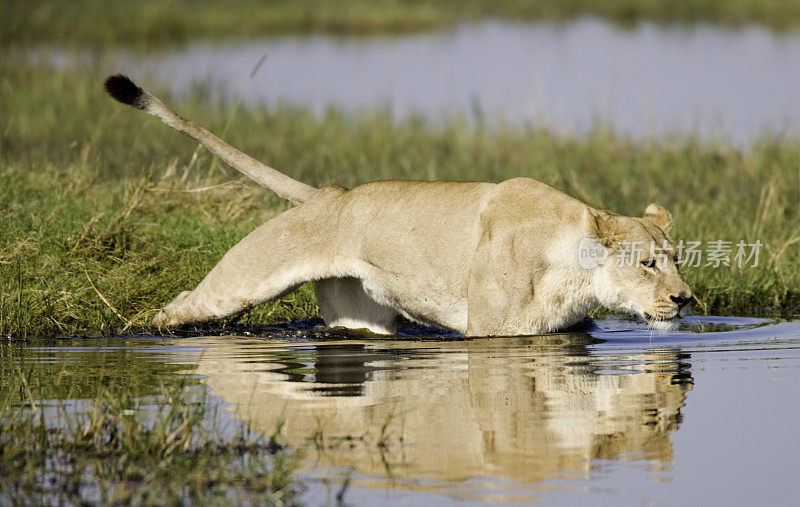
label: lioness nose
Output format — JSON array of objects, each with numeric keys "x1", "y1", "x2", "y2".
[{"x1": 670, "y1": 294, "x2": 692, "y2": 307}]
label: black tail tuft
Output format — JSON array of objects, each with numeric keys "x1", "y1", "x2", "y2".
[{"x1": 104, "y1": 74, "x2": 147, "y2": 109}]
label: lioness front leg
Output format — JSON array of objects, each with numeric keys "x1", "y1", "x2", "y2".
[{"x1": 153, "y1": 202, "x2": 337, "y2": 328}]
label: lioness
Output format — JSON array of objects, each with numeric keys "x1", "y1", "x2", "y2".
[{"x1": 105, "y1": 74, "x2": 694, "y2": 336}]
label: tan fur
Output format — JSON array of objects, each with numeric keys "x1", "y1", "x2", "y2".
[
  {"x1": 150, "y1": 177, "x2": 693, "y2": 335},
  {"x1": 105, "y1": 76, "x2": 693, "y2": 336}
]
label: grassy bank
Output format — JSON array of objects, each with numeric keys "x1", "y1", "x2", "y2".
[
  {"x1": 4, "y1": 0, "x2": 800, "y2": 45},
  {"x1": 1, "y1": 57, "x2": 798, "y2": 338},
  {"x1": 0, "y1": 341, "x2": 304, "y2": 504}
]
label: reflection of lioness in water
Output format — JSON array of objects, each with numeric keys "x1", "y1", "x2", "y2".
[
  {"x1": 176, "y1": 336, "x2": 694, "y2": 487},
  {"x1": 105, "y1": 75, "x2": 694, "y2": 336}
]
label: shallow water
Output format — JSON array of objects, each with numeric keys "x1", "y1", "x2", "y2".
[
  {"x1": 89, "y1": 18, "x2": 800, "y2": 144},
  {"x1": 3, "y1": 316, "x2": 800, "y2": 504}
]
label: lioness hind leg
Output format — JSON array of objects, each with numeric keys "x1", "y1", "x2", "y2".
[
  {"x1": 315, "y1": 277, "x2": 399, "y2": 335},
  {"x1": 152, "y1": 205, "x2": 335, "y2": 328}
]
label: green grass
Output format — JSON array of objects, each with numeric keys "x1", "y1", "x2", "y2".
[
  {"x1": 1, "y1": 55, "x2": 798, "y2": 338},
  {"x1": 4, "y1": 0, "x2": 800, "y2": 45},
  {"x1": 0, "y1": 341, "x2": 304, "y2": 504}
]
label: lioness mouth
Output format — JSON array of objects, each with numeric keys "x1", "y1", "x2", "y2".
[{"x1": 643, "y1": 312, "x2": 681, "y2": 323}]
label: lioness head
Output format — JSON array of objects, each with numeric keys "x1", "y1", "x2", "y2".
[{"x1": 582, "y1": 203, "x2": 694, "y2": 331}]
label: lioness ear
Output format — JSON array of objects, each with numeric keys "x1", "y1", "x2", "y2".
[
  {"x1": 643, "y1": 203, "x2": 673, "y2": 233},
  {"x1": 583, "y1": 207, "x2": 618, "y2": 248}
]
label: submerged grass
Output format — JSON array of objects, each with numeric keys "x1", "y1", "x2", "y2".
[
  {"x1": 0, "y1": 342, "x2": 303, "y2": 504},
  {"x1": 1, "y1": 56, "x2": 799, "y2": 338},
  {"x1": 4, "y1": 0, "x2": 800, "y2": 45}
]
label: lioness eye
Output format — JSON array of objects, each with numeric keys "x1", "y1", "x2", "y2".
[{"x1": 641, "y1": 259, "x2": 656, "y2": 268}]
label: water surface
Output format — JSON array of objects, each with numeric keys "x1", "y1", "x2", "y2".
[
  {"x1": 103, "y1": 19, "x2": 800, "y2": 145},
  {"x1": 4, "y1": 316, "x2": 800, "y2": 504}
]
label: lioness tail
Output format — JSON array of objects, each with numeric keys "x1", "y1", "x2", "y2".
[{"x1": 104, "y1": 74, "x2": 316, "y2": 205}]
